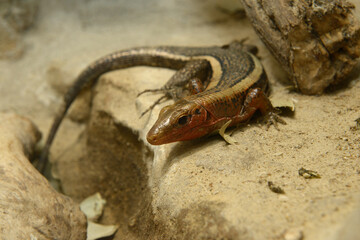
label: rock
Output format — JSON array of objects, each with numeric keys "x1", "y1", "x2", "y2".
[
  {"x1": 0, "y1": 112, "x2": 87, "y2": 240},
  {"x1": 52, "y1": 66, "x2": 360, "y2": 239},
  {"x1": 45, "y1": 63, "x2": 92, "y2": 123},
  {"x1": 53, "y1": 69, "x2": 157, "y2": 239},
  {"x1": 241, "y1": 0, "x2": 360, "y2": 94}
]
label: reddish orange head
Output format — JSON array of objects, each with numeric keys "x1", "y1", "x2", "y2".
[{"x1": 147, "y1": 100, "x2": 211, "y2": 145}]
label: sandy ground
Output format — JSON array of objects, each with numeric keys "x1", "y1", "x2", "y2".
[{"x1": 0, "y1": 0, "x2": 359, "y2": 239}]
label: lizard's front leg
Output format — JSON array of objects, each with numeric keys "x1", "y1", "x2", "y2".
[{"x1": 138, "y1": 59, "x2": 212, "y2": 116}]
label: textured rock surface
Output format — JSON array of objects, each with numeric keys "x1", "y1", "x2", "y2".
[
  {"x1": 0, "y1": 113, "x2": 87, "y2": 240},
  {"x1": 0, "y1": 0, "x2": 359, "y2": 239},
  {"x1": 55, "y1": 67, "x2": 360, "y2": 239},
  {"x1": 241, "y1": 0, "x2": 360, "y2": 94}
]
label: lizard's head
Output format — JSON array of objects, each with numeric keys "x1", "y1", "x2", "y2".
[{"x1": 147, "y1": 100, "x2": 211, "y2": 145}]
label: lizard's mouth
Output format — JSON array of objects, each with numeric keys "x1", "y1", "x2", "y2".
[
  {"x1": 146, "y1": 124, "x2": 211, "y2": 145},
  {"x1": 146, "y1": 132, "x2": 163, "y2": 145},
  {"x1": 146, "y1": 100, "x2": 210, "y2": 145}
]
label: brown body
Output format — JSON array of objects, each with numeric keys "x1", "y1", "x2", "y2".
[
  {"x1": 37, "y1": 41, "x2": 282, "y2": 172},
  {"x1": 146, "y1": 45, "x2": 274, "y2": 145}
]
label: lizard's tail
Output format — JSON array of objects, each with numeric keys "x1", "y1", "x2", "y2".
[{"x1": 35, "y1": 47, "x2": 189, "y2": 173}]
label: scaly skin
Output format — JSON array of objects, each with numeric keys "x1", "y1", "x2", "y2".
[{"x1": 37, "y1": 41, "x2": 283, "y2": 173}]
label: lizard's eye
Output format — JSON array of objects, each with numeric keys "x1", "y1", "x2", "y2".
[
  {"x1": 178, "y1": 115, "x2": 190, "y2": 125},
  {"x1": 194, "y1": 108, "x2": 201, "y2": 115}
]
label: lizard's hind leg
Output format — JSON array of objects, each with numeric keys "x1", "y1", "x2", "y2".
[{"x1": 233, "y1": 88, "x2": 286, "y2": 129}]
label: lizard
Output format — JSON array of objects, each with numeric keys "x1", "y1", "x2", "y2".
[{"x1": 36, "y1": 41, "x2": 285, "y2": 173}]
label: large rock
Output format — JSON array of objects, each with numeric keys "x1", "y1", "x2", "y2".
[
  {"x1": 241, "y1": 0, "x2": 360, "y2": 94},
  {"x1": 53, "y1": 65, "x2": 360, "y2": 240},
  {"x1": 0, "y1": 112, "x2": 86, "y2": 240}
]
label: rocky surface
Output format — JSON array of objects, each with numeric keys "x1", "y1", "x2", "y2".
[
  {"x1": 55, "y1": 66, "x2": 360, "y2": 239},
  {"x1": 0, "y1": 0, "x2": 359, "y2": 239},
  {"x1": 0, "y1": 113, "x2": 87, "y2": 240},
  {"x1": 242, "y1": 0, "x2": 360, "y2": 95}
]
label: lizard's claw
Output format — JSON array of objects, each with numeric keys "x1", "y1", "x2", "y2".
[
  {"x1": 264, "y1": 110, "x2": 286, "y2": 130},
  {"x1": 139, "y1": 95, "x2": 167, "y2": 118},
  {"x1": 137, "y1": 88, "x2": 169, "y2": 118}
]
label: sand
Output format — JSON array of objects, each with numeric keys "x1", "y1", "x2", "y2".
[{"x1": 0, "y1": 0, "x2": 359, "y2": 239}]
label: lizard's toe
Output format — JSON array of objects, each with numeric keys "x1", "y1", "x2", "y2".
[{"x1": 264, "y1": 110, "x2": 286, "y2": 130}]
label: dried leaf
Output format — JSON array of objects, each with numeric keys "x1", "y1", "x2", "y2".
[
  {"x1": 80, "y1": 193, "x2": 119, "y2": 240},
  {"x1": 87, "y1": 221, "x2": 119, "y2": 240},
  {"x1": 298, "y1": 167, "x2": 321, "y2": 179},
  {"x1": 80, "y1": 193, "x2": 106, "y2": 221},
  {"x1": 268, "y1": 181, "x2": 285, "y2": 194},
  {"x1": 270, "y1": 96, "x2": 295, "y2": 111}
]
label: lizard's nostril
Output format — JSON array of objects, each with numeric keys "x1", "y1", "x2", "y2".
[
  {"x1": 147, "y1": 135, "x2": 155, "y2": 144},
  {"x1": 146, "y1": 131, "x2": 158, "y2": 145}
]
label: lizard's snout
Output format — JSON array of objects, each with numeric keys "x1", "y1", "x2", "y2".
[
  {"x1": 146, "y1": 132, "x2": 158, "y2": 145},
  {"x1": 146, "y1": 127, "x2": 162, "y2": 145}
]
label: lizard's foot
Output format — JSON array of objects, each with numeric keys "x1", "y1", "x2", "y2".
[
  {"x1": 137, "y1": 87, "x2": 172, "y2": 118},
  {"x1": 264, "y1": 110, "x2": 286, "y2": 130},
  {"x1": 137, "y1": 59, "x2": 211, "y2": 117},
  {"x1": 139, "y1": 95, "x2": 167, "y2": 118}
]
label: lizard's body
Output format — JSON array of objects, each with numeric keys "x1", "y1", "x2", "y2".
[{"x1": 37, "y1": 41, "x2": 282, "y2": 172}]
